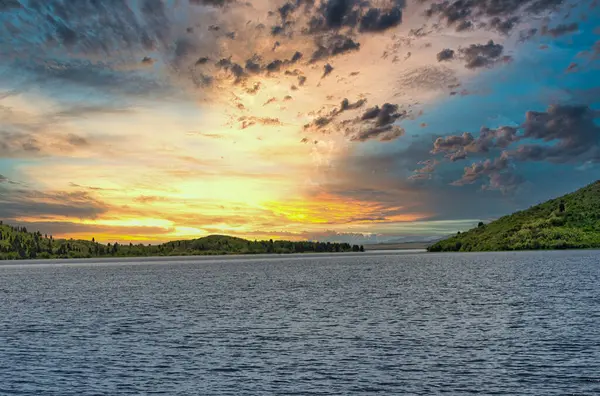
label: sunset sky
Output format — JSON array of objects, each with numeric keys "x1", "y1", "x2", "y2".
[{"x1": 1, "y1": 0, "x2": 599, "y2": 244}]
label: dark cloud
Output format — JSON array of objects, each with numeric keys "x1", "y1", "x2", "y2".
[
  {"x1": 216, "y1": 57, "x2": 246, "y2": 82},
  {"x1": 347, "y1": 102, "x2": 407, "y2": 142},
  {"x1": 0, "y1": 0, "x2": 236, "y2": 96},
  {"x1": 0, "y1": 186, "x2": 108, "y2": 220},
  {"x1": 432, "y1": 127, "x2": 519, "y2": 160},
  {"x1": 350, "y1": 124, "x2": 405, "y2": 142},
  {"x1": 310, "y1": 35, "x2": 360, "y2": 62},
  {"x1": 266, "y1": 59, "x2": 283, "y2": 72},
  {"x1": 360, "y1": 103, "x2": 405, "y2": 127},
  {"x1": 141, "y1": 56, "x2": 155, "y2": 65},
  {"x1": 432, "y1": 132, "x2": 474, "y2": 154},
  {"x1": 542, "y1": 22, "x2": 579, "y2": 37},
  {"x1": 511, "y1": 104, "x2": 600, "y2": 164},
  {"x1": 340, "y1": 98, "x2": 367, "y2": 111},
  {"x1": 306, "y1": 0, "x2": 358, "y2": 32},
  {"x1": 304, "y1": 97, "x2": 366, "y2": 130},
  {"x1": 424, "y1": 0, "x2": 566, "y2": 35},
  {"x1": 437, "y1": 48, "x2": 455, "y2": 62},
  {"x1": 305, "y1": 0, "x2": 406, "y2": 34},
  {"x1": 28, "y1": 0, "x2": 172, "y2": 57},
  {"x1": 290, "y1": 51, "x2": 303, "y2": 63},
  {"x1": 359, "y1": 6, "x2": 403, "y2": 32},
  {"x1": 322, "y1": 63, "x2": 334, "y2": 78},
  {"x1": 245, "y1": 56, "x2": 262, "y2": 74},
  {"x1": 458, "y1": 40, "x2": 505, "y2": 69},
  {"x1": 490, "y1": 16, "x2": 519, "y2": 35},
  {"x1": 455, "y1": 20, "x2": 473, "y2": 32},
  {"x1": 196, "y1": 57, "x2": 210, "y2": 65},
  {"x1": 421, "y1": 104, "x2": 598, "y2": 195}
]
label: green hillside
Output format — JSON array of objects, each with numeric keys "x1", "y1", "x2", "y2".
[
  {"x1": 0, "y1": 223, "x2": 363, "y2": 260},
  {"x1": 428, "y1": 181, "x2": 600, "y2": 252}
]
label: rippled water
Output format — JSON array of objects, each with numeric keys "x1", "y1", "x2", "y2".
[{"x1": 1, "y1": 251, "x2": 599, "y2": 395}]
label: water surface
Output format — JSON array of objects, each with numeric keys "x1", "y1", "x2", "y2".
[{"x1": 1, "y1": 251, "x2": 599, "y2": 395}]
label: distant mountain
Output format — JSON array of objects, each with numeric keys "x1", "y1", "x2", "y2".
[
  {"x1": 428, "y1": 181, "x2": 600, "y2": 252},
  {"x1": 0, "y1": 224, "x2": 364, "y2": 260}
]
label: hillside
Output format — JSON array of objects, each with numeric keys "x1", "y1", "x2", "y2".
[
  {"x1": 428, "y1": 181, "x2": 600, "y2": 252},
  {"x1": 0, "y1": 223, "x2": 363, "y2": 260}
]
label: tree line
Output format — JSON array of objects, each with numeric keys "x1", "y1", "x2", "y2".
[{"x1": 0, "y1": 222, "x2": 364, "y2": 260}]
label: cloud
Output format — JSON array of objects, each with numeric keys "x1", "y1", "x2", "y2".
[
  {"x1": 238, "y1": 116, "x2": 282, "y2": 129},
  {"x1": 510, "y1": 104, "x2": 600, "y2": 164},
  {"x1": 360, "y1": 103, "x2": 405, "y2": 128},
  {"x1": 451, "y1": 152, "x2": 522, "y2": 193},
  {"x1": 141, "y1": 56, "x2": 155, "y2": 66},
  {"x1": 566, "y1": 62, "x2": 578, "y2": 73},
  {"x1": 432, "y1": 127, "x2": 519, "y2": 160},
  {"x1": 342, "y1": 102, "x2": 408, "y2": 142},
  {"x1": 310, "y1": 35, "x2": 360, "y2": 62},
  {"x1": 490, "y1": 16, "x2": 520, "y2": 35},
  {"x1": 340, "y1": 98, "x2": 367, "y2": 111},
  {"x1": 542, "y1": 22, "x2": 579, "y2": 37},
  {"x1": 421, "y1": 104, "x2": 598, "y2": 195},
  {"x1": 65, "y1": 133, "x2": 89, "y2": 147},
  {"x1": 395, "y1": 65, "x2": 459, "y2": 91},
  {"x1": 351, "y1": 125, "x2": 405, "y2": 142},
  {"x1": 458, "y1": 40, "x2": 507, "y2": 69},
  {"x1": 437, "y1": 48, "x2": 455, "y2": 62},
  {"x1": 409, "y1": 159, "x2": 438, "y2": 180},
  {"x1": 359, "y1": 6, "x2": 403, "y2": 32},
  {"x1": 424, "y1": 0, "x2": 565, "y2": 35},
  {"x1": 518, "y1": 27, "x2": 539, "y2": 42},
  {"x1": 304, "y1": 97, "x2": 367, "y2": 130},
  {"x1": 483, "y1": 172, "x2": 525, "y2": 194},
  {"x1": 0, "y1": 185, "x2": 109, "y2": 220},
  {"x1": 300, "y1": 0, "x2": 408, "y2": 41}
]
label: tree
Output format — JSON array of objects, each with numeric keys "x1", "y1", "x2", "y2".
[
  {"x1": 559, "y1": 202, "x2": 565, "y2": 213},
  {"x1": 478, "y1": 222, "x2": 485, "y2": 228}
]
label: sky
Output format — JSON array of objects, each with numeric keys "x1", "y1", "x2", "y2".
[{"x1": 1, "y1": 0, "x2": 599, "y2": 244}]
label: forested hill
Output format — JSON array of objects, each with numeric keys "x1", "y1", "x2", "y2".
[
  {"x1": 0, "y1": 223, "x2": 364, "y2": 260},
  {"x1": 428, "y1": 181, "x2": 600, "y2": 252}
]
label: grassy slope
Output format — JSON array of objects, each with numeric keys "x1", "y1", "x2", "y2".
[
  {"x1": 428, "y1": 181, "x2": 600, "y2": 252},
  {"x1": 0, "y1": 224, "x2": 363, "y2": 260}
]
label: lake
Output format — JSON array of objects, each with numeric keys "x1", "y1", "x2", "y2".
[{"x1": 1, "y1": 250, "x2": 599, "y2": 395}]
